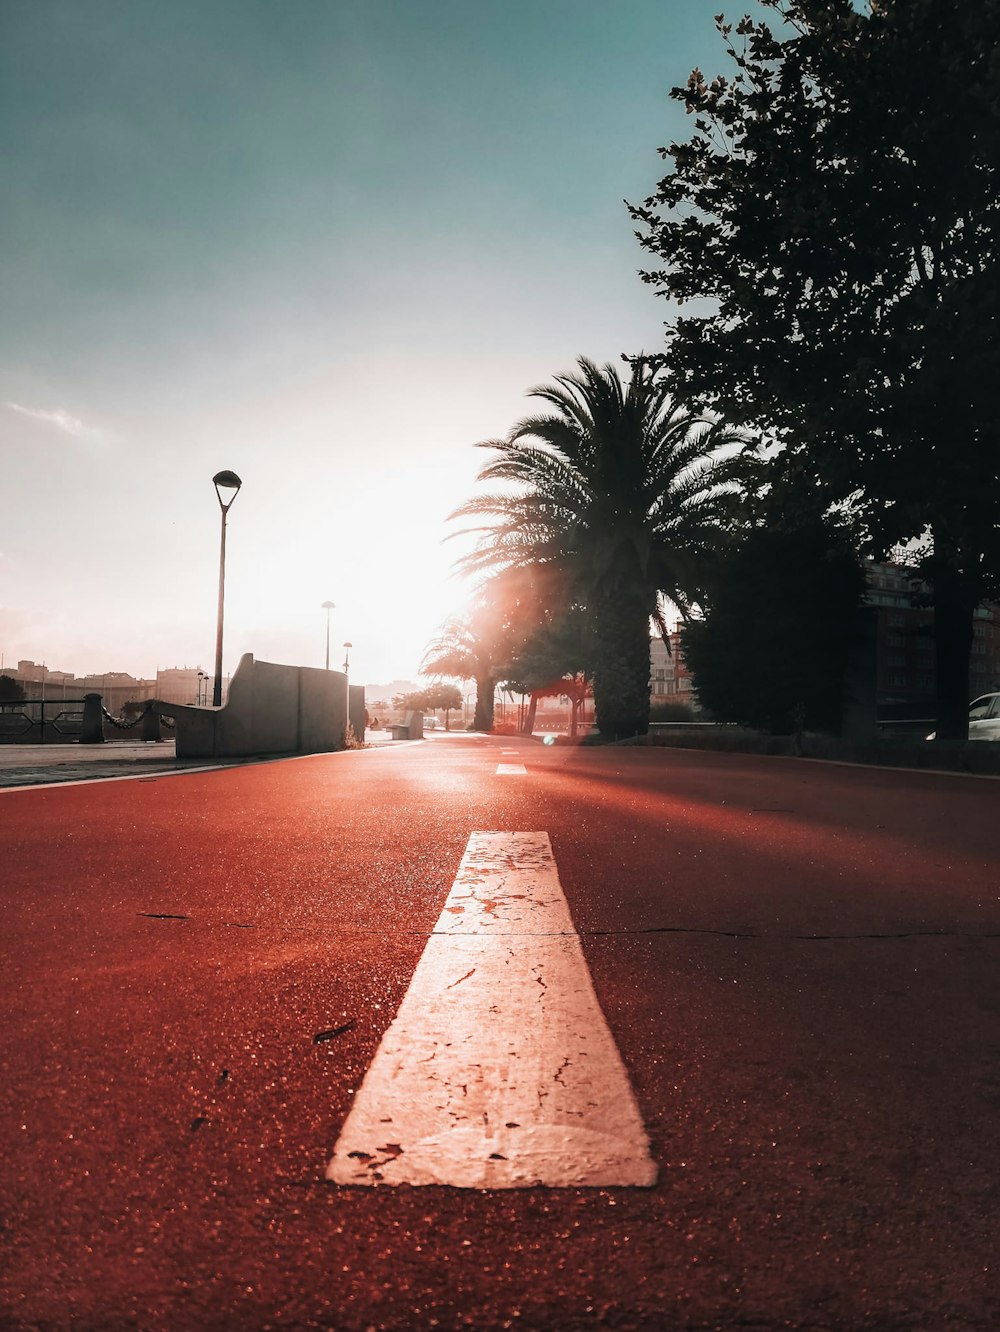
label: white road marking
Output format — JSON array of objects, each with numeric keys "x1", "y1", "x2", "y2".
[
  {"x1": 327, "y1": 831, "x2": 657, "y2": 1188},
  {"x1": 496, "y1": 763, "x2": 527, "y2": 775},
  {"x1": 501, "y1": 749, "x2": 519, "y2": 755}
]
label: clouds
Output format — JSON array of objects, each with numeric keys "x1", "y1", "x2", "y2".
[{"x1": 5, "y1": 401, "x2": 107, "y2": 442}]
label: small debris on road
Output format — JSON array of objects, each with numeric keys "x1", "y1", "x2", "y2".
[{"x1": 313, "y1": 1021, "x2": 356, "y2": 1043}]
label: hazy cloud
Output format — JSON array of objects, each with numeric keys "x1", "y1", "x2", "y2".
[{"x1": 6, "y1": 401, "x2": 106, "y2": 441}]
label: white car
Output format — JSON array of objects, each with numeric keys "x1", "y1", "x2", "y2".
[
  {"x1": 926, "y1": 693, "x2": 1000, "y2": 741},
  {"x1": 422, "y1": 715, "x2": 439, "y2": 730}
]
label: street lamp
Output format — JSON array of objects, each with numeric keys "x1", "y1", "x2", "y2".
[
  {"x1": 197, "y1": 670, "x2": 208, "y2": 706},
  {"x1": 322, "y1": 601, "x2": 336, "y2": 670},
  {"x1": 342, "y1": 641, "x2": 352, "y2": 673},
  {"x1": 211, "y1": 469, "x2": 242, "y2": 708}
]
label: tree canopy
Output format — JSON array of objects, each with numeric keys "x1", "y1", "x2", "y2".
[
  {"x1": 0, "y1": 674, "x2": 26, "y2": 702},
  {"x1": 629, "y1": 0, "x2": 1000, "y2": 738},
  {"x1": 393, "y1": 683, "x2": 462, "y2": 719},
  {"x1": 682, "y1": 518, "x2": 867, "y2": 735}
]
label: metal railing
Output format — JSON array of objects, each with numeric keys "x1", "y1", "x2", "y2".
[
  {"x1": 0, "y1": 698, "x2": 87, "y2": 744},
  {"x1": 0, "y1": 695, "x2": 173, "y2": 744}
]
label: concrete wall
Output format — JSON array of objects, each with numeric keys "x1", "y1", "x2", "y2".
[
  {"x1": 160, "y1": 654, "x2": 349, "y2": 759},
  {"x1": 348, "y1": 684, "x2": 367, "y2": 743}
]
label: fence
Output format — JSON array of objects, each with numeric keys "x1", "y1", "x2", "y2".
[
  {"x1": 0, "y1": 697, "x2": 87, "y2": 743},
  {"x1": 0, "y1": 694, "x2": 173, "y2": 744}
]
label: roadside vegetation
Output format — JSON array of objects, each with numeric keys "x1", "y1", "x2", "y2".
[{"x1": 422, "y1": 1, "x2": 998, "y2": 744}]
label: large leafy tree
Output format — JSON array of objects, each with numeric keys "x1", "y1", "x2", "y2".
[
  {"x1": 502, "y1": 603, "x2": 594, "y2": 735},
  {"x1": 629, "y1": 0, "x2": 1000, "y2": 739},
  {"x1": 0, "y1": 674, "x2": 26, "y2": 702},
  {"x1": 683, "y1": 518, "x2": 867, "y2": 735},
  {"x1": 393, "y1": 683, "x2": 463, "y2": 728},
  {"x1": 454, "y1": 356, "x2": 746, "y2": 738}
]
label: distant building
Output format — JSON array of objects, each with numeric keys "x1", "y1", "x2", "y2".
[
  {"x1": 647, "y1": 560, "x2": 999, "y2": 724},
  {"x1": 867, "y1": 560, "x2": 1000, "y2": 708},
  {"x1": 5, "y1": 658, "x2": 231, "y2": 712},
  {"x1": 650, "y1": 632, "x2": 698, "y2": 711},
  {"x1": 74, "y1": 671, "x2": 156, "y2": 714},
  {"x1": 156, "y1": 667, "x2": 210, "y2": 706},
  {"x1": 14, "y1": 660, "x2": 75, "y2": 690}
]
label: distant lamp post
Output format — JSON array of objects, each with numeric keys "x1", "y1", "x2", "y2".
[
  {"x1": 322, "y1": 601, "x2": 336, "y2": 670},
  {"x1": 197, "y1": 670, "x2": 207, "y2": 706},
  {"x1": 211, "y1": 469, "x2": 242, "y2": 707},
  {"x1": 342, "y1": 641, "x2": 352, "y2": 674}
]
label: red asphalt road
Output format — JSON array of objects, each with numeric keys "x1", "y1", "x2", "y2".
[{"x1": 2, "y1": 734, "x2": 998, "y2": 1331}]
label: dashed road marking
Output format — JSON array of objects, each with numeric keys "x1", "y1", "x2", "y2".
[
  {"x1": 327, "y1": 831, "x2": 657, "y2": 1188},
  {"x1": 496, "y1": 763, "x2": 527, "y2": 775}
]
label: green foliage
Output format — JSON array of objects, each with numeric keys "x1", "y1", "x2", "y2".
[
  {"x1": 648, "y1": 700, "x2": 696, "y2": 723},
  {"x1": 453, "y1": 356, "x2": 749, "y2": 738},
  {"x1": 393, "y1": 684, "x2": 461, "y2": 712},
  {"x1": 630, "y1": 0, "x2": 1000, "y2": 738},
  {"x1": 502, "y1": 603, "x2": 593, "y2": 694},
  {"x1": 422, "y1": 682, "x2": 462, "y2": 714},
  {"x1": 0, "y1": 674, "x2": 25, "y2": 702},
  {"x1": 681, "y1": 521, "x2": 867, "y2": 735}
]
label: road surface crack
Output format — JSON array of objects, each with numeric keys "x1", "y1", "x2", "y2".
[{"x1": 446, "y1": 968, "x2": 476, "y2": 989}]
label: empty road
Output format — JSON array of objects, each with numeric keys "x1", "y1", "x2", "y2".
[{"x1": 2, "y1": 732, "x2": 998, "y2": 1330}]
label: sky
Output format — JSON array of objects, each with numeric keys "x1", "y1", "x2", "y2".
[{"x1": 1, "y1": 0, "x2": 738, "y2": 687}]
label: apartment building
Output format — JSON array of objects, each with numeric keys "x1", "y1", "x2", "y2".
[
  {"x1": 647, "y1": 559, "x2": 999, "y2": 721},
  {"x1": 649, "y1": 631, "x2": 698, "y2": 711},
  {"x1": 868, "y1": 561, "x2": 1000, "y2": 706}
]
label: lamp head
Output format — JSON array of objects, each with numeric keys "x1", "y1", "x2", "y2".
[
  {"x1": 213, "y1": 470, "x2": 242, "y2": 511},
  {"x1": 322, "y1": 600, "x2": 336, "y2": 611}
]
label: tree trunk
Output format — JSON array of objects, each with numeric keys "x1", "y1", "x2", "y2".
[
  {"x1": 521, "y1": 693, "x2": 538, "y2": 735},
  {"x1": 592, "y1": 592, "x2": 653, "y2": 739},
  {"x1": 932, "y1": 560, "x2": 977, "y2": 742},
  {"x1": 472, "y1": 673, "x2": 495, "y2": 731},
  {"x1": 569, "y1": 695, "x2": 580, "y2": 738}
]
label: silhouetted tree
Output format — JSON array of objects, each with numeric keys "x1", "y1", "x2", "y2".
[
  {"x1": 630, "y1": 0, "x2": 1000, "y2": 739},
  {"x1": 682, "y1": 520, "x2": 867, "y2": 735},
  {"x1": 502, "y1": 604, "x2": 594, "y2": 735},
  {"x1": 0, "y1": 674, "x2": 26, "y2": 702}
]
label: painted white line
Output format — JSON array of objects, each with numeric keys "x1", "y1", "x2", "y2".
[
  {"x1": 501, "y1": 749, "x2": 519, "y2": 755},
  {"x1": 327, "y1": 831, "x2": 657, "y2": 1188},
  {"x1": 496, "y1": 763, "x2": 527, "y2": 775}
]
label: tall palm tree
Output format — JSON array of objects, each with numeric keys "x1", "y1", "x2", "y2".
[
  {"x1": 422, "y1": 566, "x2": 567, "y2": 731},
  {"x1": 453, "y1": 357, "x2": 746, "y2": 738},
  {"x1": 420, "y1": 596, "x2": 509, "y2": 732}
]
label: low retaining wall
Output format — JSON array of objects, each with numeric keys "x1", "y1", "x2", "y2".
[
  {"x1": 625, "y1": 725, "x2": 1000, "y2": 775},
  {"x1": 158, "y1": 654, "x2": 349, "y2": 760},
  {"x1": 348, "y1": 684, "x2": 367, "y2": 743}
]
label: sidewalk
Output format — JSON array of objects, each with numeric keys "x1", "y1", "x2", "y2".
[
  {"x1": 0, "y1": 741, "x2": 235, "y2": 790},
  {"x1": 0, "y1": 731, "x2": 403, "y2": 790}
]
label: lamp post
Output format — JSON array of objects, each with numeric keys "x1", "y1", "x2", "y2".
[
  {"x1": 322, "y1": 601, "x2": 336, "y2": 670},
  {"x1": 342, "y1": 641, "x2": 352, "y2": 674},
  {"x1": 211, "y1": 470, "x2": 242, "y2": 708},
  {"x1": 197, "y1": 670, "x2": 207, "y2": 706}
]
